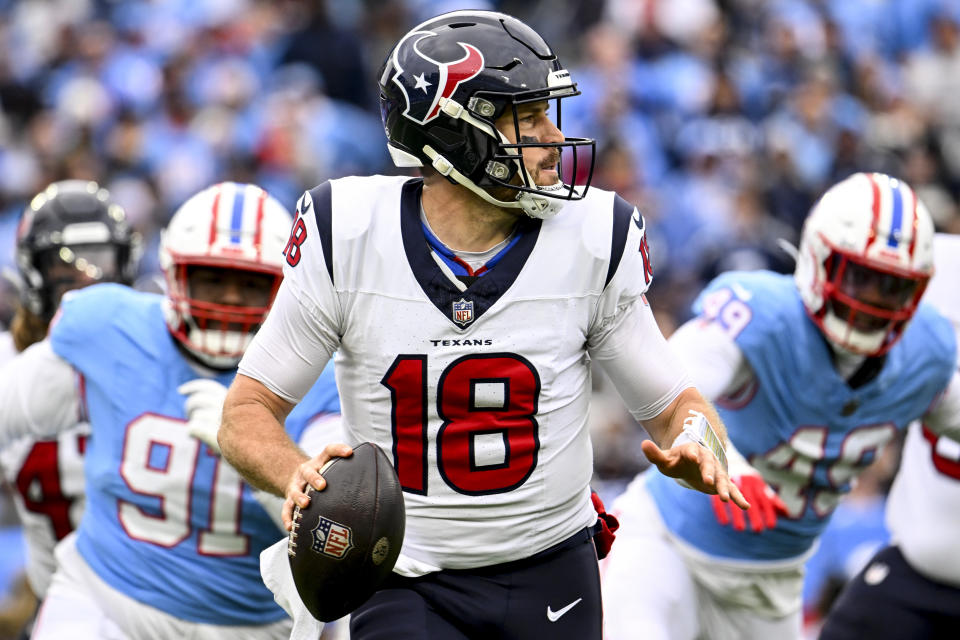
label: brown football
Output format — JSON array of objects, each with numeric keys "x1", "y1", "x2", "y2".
[{"x1": 288, "y1": 442, "x2": 405, "y2": 622}]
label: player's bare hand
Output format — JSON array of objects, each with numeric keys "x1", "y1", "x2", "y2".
[
  {"x1": 641, "y1": 439, "x2": 750, "y2": 510},
  {"x1": 711, "y1": 474, "x2": 787, "y2": 533},
  {"x1": 281, "y1": 443, "x2": 353, "y2": 530}
]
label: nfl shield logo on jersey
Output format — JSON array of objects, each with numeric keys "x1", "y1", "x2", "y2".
[
  {"x1": 311, "y1": 516, "x2": 354, "y2": 559},
  {"x1": 452, "y1": 298, "x2": 474, "y2": 326}
]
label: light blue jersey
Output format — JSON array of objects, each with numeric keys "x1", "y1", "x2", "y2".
[
  {"x1": 49, "y1": 284, "x2": 339, "y2": 625},
  {"x1": 647, "y1": 272, "x2": 956, "y2": 561}
]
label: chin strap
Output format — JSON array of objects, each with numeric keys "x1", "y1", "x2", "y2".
[
  {"x1": 421, "y1": 96, "x2": 573, "y2": 220},
  {"x1": 422, "y1": 144, "x2": 567, "y2": 219}
]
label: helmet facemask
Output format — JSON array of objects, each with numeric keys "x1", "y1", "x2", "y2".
[
  {"x1": 164, "y1": 259, "x2": 282, "y2": 369},
  {"x1": 33, "y1": 243, "x2": 127, "y2": 316},
  {"x1": 795, "y1": 172, "x2": 935, "y2": 358},
  {"x1": 460, "y1": 85, "x2": 596, "y2": 218},
  {"x1": 816, "y1": 243, "x2": 930, "y2": 356}
]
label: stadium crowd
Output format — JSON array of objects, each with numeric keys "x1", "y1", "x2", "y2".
[{"x1": 1, "y1": 0, "x2": 959, "y2": 636}]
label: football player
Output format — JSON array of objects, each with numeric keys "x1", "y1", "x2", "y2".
[
  {"x1": 819, "y1": 231, "x2": 960, "y2": 639},
  {"x1": 0, "y1": 180, "x2": 139, "y2": 633},
  {"x1": 218, "y1": 10, "x2": 746, "y2": 640},
  {"x1": 0, "y1": 182, "x2": 341, "y2": 639},
  {"x1": 600, "y1": 172, "x2": 960, "y2": 640}
]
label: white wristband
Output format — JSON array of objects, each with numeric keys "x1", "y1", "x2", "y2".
[{"x1": 670, "y1": 410, "x2": 728, "y2": 473}]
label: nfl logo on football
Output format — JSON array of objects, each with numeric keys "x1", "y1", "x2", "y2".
[
  {"x1": 452, "y1": 298, "x2": 474, "y2": 326},
  {"x1": 310, "y1": 516, "x2": 354, "y2": 559}
]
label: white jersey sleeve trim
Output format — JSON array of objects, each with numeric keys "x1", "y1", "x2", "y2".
[
  {"x1": 0, "y1": 340, "x2": 79, "y2": 443},
  {"x1": 238, "y1": 279, "x2": 339, "y2": 404},
  {"x1": 924, "y1": 370, "x2": 960, "y2": 442},
  {"x1": 589, "y1": 298, "x2": 692, "y2": 421},
  {"x1": 668, "y1": 319, "x2": 754, "y2": 401}
]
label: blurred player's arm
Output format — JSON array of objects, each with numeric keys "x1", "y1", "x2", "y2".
[
  {"x1": 0, "y1": 340, "x2": 79, "y2": 445},
  {"x1": 924, "y1": 369, "x2": 960, "y2": 441},
  {"x1": 667, "y1": 318, "x2": 753, "y2": 400},
  {"x1": 670, "y1": 317, "x2": 787, "y2": 531},
  {"x1": 590, "y1": 299, "x2": 747, "y2": 508},
  {"x1": 220, "y1": 278, "x2": 350, "y2": 530}
]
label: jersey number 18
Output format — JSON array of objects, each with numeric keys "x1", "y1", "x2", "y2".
[{"x1": 382, "y1": 353, "x2": 541, "y2": 496}]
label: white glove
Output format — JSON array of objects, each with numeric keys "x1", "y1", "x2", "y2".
[{"x1": 178, "y1": 379, "x2": 229, "y2": 454}]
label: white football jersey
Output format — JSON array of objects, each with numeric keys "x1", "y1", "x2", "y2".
[
  {"x1": 886, "y1": 233, "x2": 960, "y2": 586},
  {"x1": 0, "y1": 331, "x2": 87, "y2": 596},
  {"x1": 240, "y1": 175, "x2": 690, "y2": 572}
]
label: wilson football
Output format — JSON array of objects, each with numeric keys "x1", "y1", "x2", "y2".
[{"x1": 288, "y1": 441, "x2": 405, "y2": 622}]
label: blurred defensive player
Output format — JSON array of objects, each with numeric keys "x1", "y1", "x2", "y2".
[
  {"x1": 819, "y1": 231, "x2": 960, "y2": 639},
  {"x1": 0, "y1": 181, "x2": 139, "y2": 629},
  {"x1": 601, "y1": 173, "x2": 960, "y2": 639},
  {"x1": 0, "y1": 182, "x2": 339, "y2": 639}
]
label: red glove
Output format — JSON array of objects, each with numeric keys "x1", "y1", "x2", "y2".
[
  {"x1": 711, "y1": 475, "x2": 787, "y2": 533},
  {"x1": 591, "y1": 490, "x2": 620, "y2": 559}
]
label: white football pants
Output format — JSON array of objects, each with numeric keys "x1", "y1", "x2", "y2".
[
  {"x1": 600, "y1": 474, "x2": 804, "y2": 640},
  {"x1": 32, "y1": 534, "x2": 292, "y2": 640}
]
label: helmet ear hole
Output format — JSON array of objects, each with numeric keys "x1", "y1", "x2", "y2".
[{"x1": 429, "y1": 126, "x2": 469, "y2": 155}]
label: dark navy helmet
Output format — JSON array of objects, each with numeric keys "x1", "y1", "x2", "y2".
[
  {"x1": 16, "y1": 180, "x2": 141, "y2": 319},
  {"x1": 379, "y1": 10, "x2": 595, "y2": 219}
]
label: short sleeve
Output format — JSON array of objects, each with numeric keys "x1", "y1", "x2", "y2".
[
  {"x1": 238, "y1": 187, "x2": 342, "y2": 403},
  {"x1": 0, "y1": 340, "x2": 79, "y2": 443},
  {"x1": 589, "y1": 195, "x2": 654, "y2": 343}
]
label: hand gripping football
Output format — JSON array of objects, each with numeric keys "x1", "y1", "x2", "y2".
[{"x1": 288, "y1": 442, "x2": 405, "y2": 622}]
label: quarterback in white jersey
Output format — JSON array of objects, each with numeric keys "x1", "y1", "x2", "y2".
[
  {"x1": 0, "y1": 180, "x2": 139, "y2": 609},
  {"x1": 820, "y1": 232, "x2": 960, "y2": 639},
  {"x1": 220, "y1": 10, "x2": 744, "y2": 640}
]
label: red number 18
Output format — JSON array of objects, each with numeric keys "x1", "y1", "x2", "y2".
[{"x1": 381, "y1": 353, "x2": 541, "y2": 496}]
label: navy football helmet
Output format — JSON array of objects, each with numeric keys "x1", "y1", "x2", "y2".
[
  {"x1": 16, "y1": 180, "x2": 140, "y2": 320},
  {"x1": 379, "y1": 10, "x2": 595, "y2": 219}
]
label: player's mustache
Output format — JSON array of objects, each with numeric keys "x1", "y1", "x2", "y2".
[{"x1": 539, "y1": 152, "x2": 561, "y2": 170}]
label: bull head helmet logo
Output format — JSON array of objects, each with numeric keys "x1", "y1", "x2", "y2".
[{"x1": 390, "y1": 30, "x2": 485, "y2": 125}]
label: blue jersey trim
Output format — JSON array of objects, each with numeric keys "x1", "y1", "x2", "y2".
[
  {"x1": 400, "y1": 178, "x2": 541, "y2": 329},
  {"x1": 421, "y1": 221, "x2": 523, "y2": 278}
]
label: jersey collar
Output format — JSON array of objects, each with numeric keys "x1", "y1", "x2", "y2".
[{"x1": 400, "y1": 179, "x2": 541, "y2": 330}]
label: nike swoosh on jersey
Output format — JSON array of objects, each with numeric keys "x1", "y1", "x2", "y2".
[{"x1": 547, "y1": 597, "x2": 582, "y2": 622}]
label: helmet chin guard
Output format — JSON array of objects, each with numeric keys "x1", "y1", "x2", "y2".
[{"x1": 795, "y1": 173, "x2": 934, "y2": 357}]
